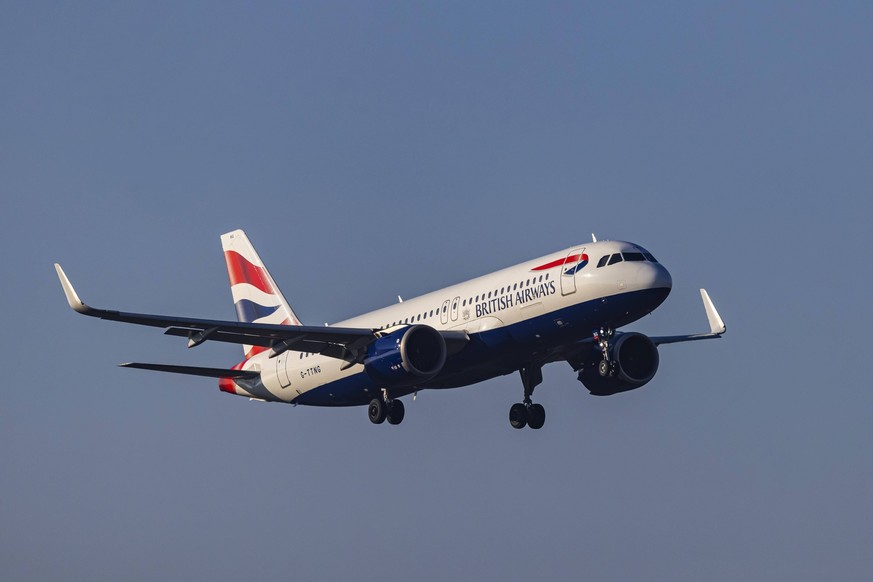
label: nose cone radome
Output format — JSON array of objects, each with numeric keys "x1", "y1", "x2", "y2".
[
  {"x1": 654, "y1": 263, "x2": 672, "y2": 290},
  {"x1": 638, "y1": 262, "x2": 673, "y2": 292}
]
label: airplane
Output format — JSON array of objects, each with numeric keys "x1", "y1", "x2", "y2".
[{"x1": 54, "y1": 230, "x2": 725, "y2": 429}]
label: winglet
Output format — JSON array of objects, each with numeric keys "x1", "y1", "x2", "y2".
[
  {"x1": 700, "y1": 289, "x2": 726, "y2": 335},
  {"x1": 54, "y1": 264, "x2": 92, "y2": 314}
]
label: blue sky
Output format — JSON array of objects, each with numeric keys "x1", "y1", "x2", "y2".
[{"x1": 3, "y1": 2, "x2": 872, "y2": 580}]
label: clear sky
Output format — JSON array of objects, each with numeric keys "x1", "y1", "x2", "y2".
[{"x1": 3, "y1": 2, "x2": 872, "y2": 580}]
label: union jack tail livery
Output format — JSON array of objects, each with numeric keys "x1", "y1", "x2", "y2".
[{"x1": 221, "y1": 230, "x2": 300, "y2": 357}]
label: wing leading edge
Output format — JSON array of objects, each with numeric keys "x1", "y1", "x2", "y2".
[{"x1": 54, "y1": 264, "x2": 376, "y2": 359}]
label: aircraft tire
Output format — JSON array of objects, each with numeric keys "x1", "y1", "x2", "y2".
[
  {"x1": 387, "y1": 400, "x2": 405, "y2": 425},
  {"x1": 527, "y1": 403, "x2": 545, "y2": 429},
  {"x1": 598, "y1": 360, "x2": 611, "y2": 377},
  {"x1": 509, "y1": 402, "x2": 528, "y2": 429},
  {"x1": 368, "y1": 398, "x2": 387, "y2": 424}
]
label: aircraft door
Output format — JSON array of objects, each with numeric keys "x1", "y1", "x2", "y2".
[
  {"x1": 440, "y1": 299, "x2": 451, "y2": 325},
  {"x1": 560, "y1": 248, "x2": 586, "y2": 296},
  {"x1": 276, "y1": 352, "x2": 292, "y2": 388},
  {"x1": 450, "y1": 296, "x2": 461, "y2": 322}
]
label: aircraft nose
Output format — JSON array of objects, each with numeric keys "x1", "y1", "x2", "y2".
[{"x1": 637, "y1": 261, "x2": 672, "y2": 291}]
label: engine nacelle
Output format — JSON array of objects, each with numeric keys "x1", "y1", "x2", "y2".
[
  {"x1": 364, "y1": 325, "x2": 447, "y2": 388},
  {"x1": 577, "y1": 332, "x2": 659, "y2": 396}
]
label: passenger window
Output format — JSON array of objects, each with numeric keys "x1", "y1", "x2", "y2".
[
  {"x1": 513, "y1": 283, "x2": 517, "y2": 290},
  {"x1": 501, "y1": 287, "x2": 505, "y2": 294},
  {"x1": 462, "y1": 299, "x2": 466, "y2": 307},
  {"x1": 623, "y1": 252, "x2": 645, "y2": 262},
  {"x1": 597, "y1": 255, "x2": 609, "y2": 268},
  {"x1": 545, "y1": 273, "x2": 549, "y2": 280},
  {"x1": 608, "y1": 254, "x2": 623, "y2": 265},
  {"x1": 538, "y1": 275, "x2": 543, "y2": 283}
]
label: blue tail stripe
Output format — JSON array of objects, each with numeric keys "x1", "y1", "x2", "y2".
[{"x1": 235, "y1": 299, "x2": 280, "y2": 323}]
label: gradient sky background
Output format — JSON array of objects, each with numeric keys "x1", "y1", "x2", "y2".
[{"x1": 3, "y1": 2, "x2": 872, "y2": 580}]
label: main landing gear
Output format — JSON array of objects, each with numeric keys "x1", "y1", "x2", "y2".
[
  {"x1": 594, "y1": 327, "x2": 616, "y2": 377},
  {"x1": 509, "y1": 366, "x2": 545, "y2": 430},
  {"x1": 368, "y1": 389, "x2": 405, "y2": 426}
]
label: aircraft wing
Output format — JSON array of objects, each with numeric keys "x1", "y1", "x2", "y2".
[
  {"x1": 554, "y1": 288, "x2": 726, "y2": 366},
  {"x1": 650, "y1": 289, "x2": 726, "y2": 345},
  {"x1": 54, "y1": 264, "x2": 376, "y2": 359}
]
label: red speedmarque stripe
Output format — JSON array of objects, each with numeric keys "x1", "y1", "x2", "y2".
[
  {"x1": 531, "y1": 254, "x2": 586, "y2": 271},
  {"x1": 224, "y1": 250, "x2": 272, "y2": 294}
]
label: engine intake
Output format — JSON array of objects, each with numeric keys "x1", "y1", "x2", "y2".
[
  {"x1": 364, "y1": 325, "x2": 447, "y2": 387},
  {"x1": 578, "y1": 332, "x2": 659, "y2": 396}
]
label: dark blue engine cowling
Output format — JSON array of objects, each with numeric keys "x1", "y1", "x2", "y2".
[
  {"x1": 577, "y1": 332, "x2": 660, "y2": 396},
  {"x1": 364, "y1": 325, "x2": 447, "y2": 388}
]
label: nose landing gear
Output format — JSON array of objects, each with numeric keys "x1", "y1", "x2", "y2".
[
  {"x1": 509, "y1": 366, "x2": 546, "y2": 429},
  {"x1": 594, "y1": 327, "x2": 616, "y2": 377}
]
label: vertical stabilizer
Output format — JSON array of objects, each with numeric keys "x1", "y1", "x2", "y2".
[{"x1": 221, "y1": 230, "x2": 301, "y2": 358}]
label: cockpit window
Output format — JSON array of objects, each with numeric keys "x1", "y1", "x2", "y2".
[
  {"x1": 623, "y1": 252, "x2": 645, "y2": 262},
  {"x1": 596, "y1": 255, "x2": 609, "y2": 268},
  {"x1": 644, "y1": 253, "x2": 658, "y2": 263},
  {"x1": 607, "y1": 253, "x2": 623, "y2": 265}
]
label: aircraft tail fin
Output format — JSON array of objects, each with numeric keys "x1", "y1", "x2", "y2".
[{"x1": 221, "y1": 230, "x2": 301, "y2": 357}]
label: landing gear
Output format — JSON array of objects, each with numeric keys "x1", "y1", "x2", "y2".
[
  {"x1": 369, "y1": 389, "x2": 405, "y2": 426},
  {"x1": 368, "y1": 398, "x2": 387, "y2": 424},
  {"x1": 594, "y1": 327, "x2": 616, "y2": 377},
  {"x1": 509, "y1": 366, "x2": 546, "y2": 430},
  {"x1": 509, "y1": 402, "x2": 528, "y2": 429},
  {"x1": 387, "y1": 399, "x2": 405, "y2": 425},
  {"x1": 527, "y1": 403, "x2": 545, "y2": 430}
]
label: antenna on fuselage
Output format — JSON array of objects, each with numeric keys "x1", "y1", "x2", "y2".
[
  {"x1": 591, "y1": 233, "x2": 598, "y2": 242},
  {"x1": 398, "y1": 295, "x2": 403, "y2": 303}
]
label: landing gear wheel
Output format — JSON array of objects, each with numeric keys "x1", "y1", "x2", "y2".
[
  {"x1": 509, "y1": 403, "x2": 528, "y2": 429},
  {"x1": 386, "y1": 399, "x2": 405, "y2": 425},
  {"x1": 368, "y1": 398, "x2": 386, "y2": 424},
  {"x1": 527, "y1": 403, "x2": 545, "y2": 429},
  {"x1": 598, "y1": 359, "x2": 611, "y2": 377}
]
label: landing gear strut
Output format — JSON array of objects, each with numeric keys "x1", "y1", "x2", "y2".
[
  {"x1": 594, "y1": 327, "x2": 616, "y2": 377},
  {"x1": 509, "y1": 366, "x2": 545, "y2": 430},
  {"x1": 368, "y1": 389, "x2": 405, "y2": 426}
]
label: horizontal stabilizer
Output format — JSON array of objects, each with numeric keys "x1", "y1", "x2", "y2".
[{"x1": 120, "y1": 362, "x2": 260, "y2": 379}]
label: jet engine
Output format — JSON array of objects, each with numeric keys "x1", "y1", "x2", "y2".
[
  {"x1": 577, "y1": 332, "x2": 659, "y2": 396},
  {"x1": 364, "y1": 325, "x2": 447, "y2": 388}
]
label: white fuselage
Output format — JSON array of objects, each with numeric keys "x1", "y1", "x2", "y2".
[{"x1": 234, "y1": 240, "x2": 672, "y2": 405}]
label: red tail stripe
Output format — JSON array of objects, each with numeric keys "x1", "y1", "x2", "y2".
[
  {"x1": 225, "y1": 250, "x2": 273, "y2": 294},
  {"x1": 244, "y1": 345, "x2": 269, "y2": 360}
]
